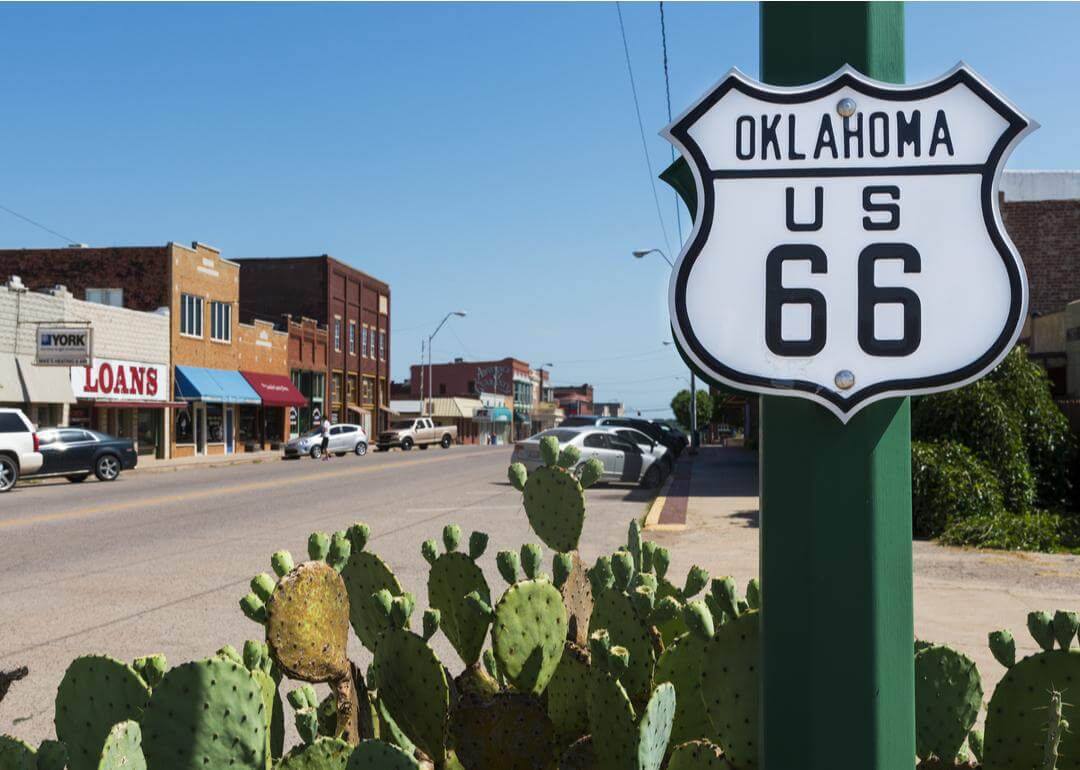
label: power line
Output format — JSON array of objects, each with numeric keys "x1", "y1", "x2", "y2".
[
  {"x1": 616, "y1": 2, "x2": 672, "y2": 259},
  {"x1": 0, "y1": 204, "x2": 76, "y2": 244},
  {"x1": 659, "y1": 1, "x2": 684, "y2": 244}
]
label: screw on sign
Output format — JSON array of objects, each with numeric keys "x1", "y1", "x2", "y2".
[{"x1": 664, "y1": 64, "x2": 1035, "y2": 421}]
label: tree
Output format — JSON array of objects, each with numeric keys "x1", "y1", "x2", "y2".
[{"x1": 670, "y1": 388, "x2": 713, "y2": 433}]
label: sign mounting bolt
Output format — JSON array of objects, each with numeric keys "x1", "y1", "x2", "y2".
[
  {"x1": 834, "y1": 370, "x2": 855, "y2": 390},
  {"x1": 836, "y1": 97, "x2": 857, "y2": 117}
]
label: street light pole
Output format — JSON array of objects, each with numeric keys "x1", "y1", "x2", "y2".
[
  {"x1": 427, "y1": 311, "x2": 467, "y2": 417},
  {"x1": 638, "y1": 250, "x2": 697, "y2": 453}
]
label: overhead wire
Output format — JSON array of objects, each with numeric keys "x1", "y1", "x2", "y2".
[
  {"x1": 659, "y1": 1, "x2": 684, "y2": 245},
  {"x1": 0, "y1": 204, "x2": 76, "y2": 244}
]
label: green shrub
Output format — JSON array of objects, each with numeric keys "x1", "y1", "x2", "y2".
[
  {"x1": 988, "y1": 347, "x2": 1076, "y2": 508},
  {"x1": 939, "y1": 509, "x2": 1077, "y2": 552},
  {"x1": 911, "y1": 440, "x2": 1005, "y2": 538},
  {"x1": 912, "y1": 379, "x2": 1035, "y2": 514}
]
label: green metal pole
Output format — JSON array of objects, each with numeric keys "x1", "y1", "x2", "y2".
[{"x1": 758, "y1": 4, "x2": 914, "y2": 770}]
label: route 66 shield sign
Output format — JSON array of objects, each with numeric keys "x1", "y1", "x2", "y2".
[{"x1": 664, "y1": 64, "x2": 1035, "y2": 422}]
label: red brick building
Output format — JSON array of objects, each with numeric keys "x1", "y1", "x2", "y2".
[
  {"x1": 551, "y1": 384, "x2": 593, "y2": 417},
  {"x1": 236, "y1": 256, "x2": 391, "y2": 434}
]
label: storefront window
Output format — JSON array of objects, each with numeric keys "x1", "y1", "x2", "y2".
[
  {"x1": 206, "y1": 403, "x2": 224, "y2": 443},
  {"x1": 331, "y1": 372, "x2": 343, "y2": 405},
  {"x1": 265, "y1": 408, "x2": 284, "y2": 442},
  {"x1": 238, "y1": 406, "x2": 259, "y2": 443},
  {"x1": 347, "y1": 374, "x2": 358, "y2": 405},
  {"x1": 362, "y1": 377, "x2": 374, "y2": 405},
  {"x1": 176, "y1": 404, "x2": 195, "y2": 444},
  {"x1": 137, "y1": 409, "x2": 161, "y2": 457}
]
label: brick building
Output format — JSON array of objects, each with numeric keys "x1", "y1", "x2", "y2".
[
  {"x1": 551, "y1": 384, "x2": 594, "y2": 417},
  {"x1": 285, "y1": 316, "x2": 329, "y2": 435},
  {"x1": 236, "y1": 256, "x2": 391, "y2": 435}
]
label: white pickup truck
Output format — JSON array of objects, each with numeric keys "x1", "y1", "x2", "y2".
[
  {"x1": 0, "y1": 408, "x2": 43, "y2": 492},
  {"x1": 376, "y1": 417, "x2": 457, "y2": 452}
]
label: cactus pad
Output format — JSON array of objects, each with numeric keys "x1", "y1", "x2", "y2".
[
  {"x1": 637, "y1": 682, "x2": 676, "y2": 770},
  {"x1": 557, "y1": 552, "x2": 593, "y2": 647},
  {"x1": 702, "y1": 610, "x2": 759, "y2": 770},
  {"x1": 344, "y1": 740, "x2": 421, "y2": 769},
  {"x1": 96, "y1": 720, "x2": 146, "y2": 770},
  {"x1": 587, "y1": 669, "x2": 637, "y2": 770},
  {"x1": 0, "y1": 736, "x2": 35, "y2": 770},
  {"x1": 277, "y1": 738, "x2": 353, "y2": 770},
  {"x1": 666, "y1": 740, "x2": 727, "y2": 770},
  {"x1": 141, "y1": 657, "x2": 267, "y2": 770},
  {"x1": 491, "y1": 578, "x2": 568, "y2": 695},
  {"x1": 590, "y1": 586, "x2": 655, "y2": 706},
  {"x1": 914, "y1": 645, "x2": 982, "y2": 762},
  {"x1": 984, "y1": 647, "x2": 1080, "y2": 770},
  {"x1": 54, "y1": 655, "x2": 150, "y2": 770},
  {"x1": 372, "y1": 627, "x2": 449, "y2": 765},
  {"x1": 341, "y1": 548, "x2": 404, "y2": 652},
  {"x1": 545, "y1": 642, "x2": 591, "y2": 748},
  {"x1": 655, "y1": 633, "x2": 714, "y2": 746},
  {"x1": 522, "y1": 466, "x2": 586, "y2": 552},
  {"x1": 558, "y1": 736, "x2": 595, "y2": 770},
  {"x1": 427, "y1": 549, "x2": 491, "y2": 666},
  {"x1": 267, "y1": 561, "x2": 350, "y2": 682},
  {"x1": 450, "y1": 691, "x2": 556, "y2": 770}
]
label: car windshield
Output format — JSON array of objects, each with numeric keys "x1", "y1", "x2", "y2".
[
  {"x1": 390, "y1": 420, "x2": 416, "y2": 430},
  {"x1": 300, "y1": 428, "x2": 322, "y2": 438}
]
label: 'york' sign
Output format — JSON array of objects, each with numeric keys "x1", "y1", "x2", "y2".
[
  {"x1": 664, "y1": 64, "x2": 1035, "y2": 421},
  {"x1": 36, "y1": 326, "x2": 93, "y2": 366},
  {"x1": 71, "y1": 358, "x2": 168, "y2": 402}
]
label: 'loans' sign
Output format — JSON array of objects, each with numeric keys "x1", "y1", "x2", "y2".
[
  {"x1": 36, "y1": 326, "x2": 92, "y2": 366},
  {"x1": 665, "y1": 64, "x2": 1034, "y2": 421},
  {"x1": 71, "y1": 358, "x2": 168, "y2": 402}
]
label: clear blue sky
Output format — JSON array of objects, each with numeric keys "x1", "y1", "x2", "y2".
[{"x1": 2, "y1": 2, "x2": 1077, "y2": 417}]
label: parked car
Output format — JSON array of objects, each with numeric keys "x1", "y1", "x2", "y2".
[
  {"x1": 559, "y1": 415, "x2": 684, "y2": 457},
  {"x1": 0, "y1": 408, "x2": 43, "y2": 492},
  {"x1": 376, "y1": 417, "x2": 456, "y2": 451},
  {"x1": 31, "y1": 427, "x2": 137, "y2": 483},
  {"x1": 601, "y1": 425, "x2": 674, "y2": 475},
  {"x1": 511, "y1": 427, "x2": 664, "y2": 488},
  {"x1": 283, "y1": 423, "x2": 368, "y2": 459}
]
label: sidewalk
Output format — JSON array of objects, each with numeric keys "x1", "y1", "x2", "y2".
[
  {"x1": 643, "y1": 444, "x2": 1080, "y2": 711},
  {"x1": 132, "y1": 449, "x2": 282, "y2": 473}
]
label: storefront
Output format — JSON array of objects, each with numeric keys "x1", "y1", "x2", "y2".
[
  {"x1": 174, "y1": 366, "x2": 261, "y2": 456},
  {"x1": 290, "y1": 369, "x2": 326, "y2": 436},
  {"x1": 2, "y1": 355, "x2": 76, "y2": 427},
  {"x1": 239, "y1": 371, "x2": 308, "y2": 450},
  {"x1": 473, "y1": 405, "x2": 512, "y2": 445},
  {"x1": 70, "y1": 358, "x2": 183, "y2": 459}
]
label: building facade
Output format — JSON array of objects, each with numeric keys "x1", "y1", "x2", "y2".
[
  {"x1": 409, "y1": 357, "x2": 536, "y2": 439},
  {"x1": 236, "y1": 256, "x2": 391, "y2": 435},
  {"x1": 552, "y1": 384, "x2": 594, "y2": 417},
  {"x1": 286, "y1": 316, "x2": 329, "y2": 436}
]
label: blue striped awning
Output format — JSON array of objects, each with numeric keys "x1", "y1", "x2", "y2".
[{"x1": 175, "y1": 366, "x2": 261, "y2": 405}]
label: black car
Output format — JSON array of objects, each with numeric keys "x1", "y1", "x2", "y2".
[
  {"x1": 559, "y1": 416, "x2": 684, "y2": 457},
  {"x1": 32, "y1": 428, "x2": 138, "y2": 482}
]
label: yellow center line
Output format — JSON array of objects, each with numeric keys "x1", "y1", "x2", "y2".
[{"x1": 0, "y1": 452, "x2": 469, "y2": 530}]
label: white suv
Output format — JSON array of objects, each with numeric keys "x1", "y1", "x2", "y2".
[{"x1": 0, "y1": 409, "x2": 43, "y2": 492}]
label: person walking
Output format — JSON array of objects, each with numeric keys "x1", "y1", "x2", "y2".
[{"x1": 320, "y1": 416, "x2": 332, "y2": 461}]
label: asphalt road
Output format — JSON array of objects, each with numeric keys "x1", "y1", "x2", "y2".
[{"x1": 0, "y1": 445, "x2": 655, "y2": 745}]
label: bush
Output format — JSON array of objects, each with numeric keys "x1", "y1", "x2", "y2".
[
  {"x1": 939, "y1": 509, "x2": 1079, "y2": 552},
  {"x1": 912, "y1": 379, "x2": 1036, "y2": 514},
  {"x1": 911, "y1": 440, "x2": 1005, "y2": 538},
  {"x1": 988, "y1": 347, "x2": 1076, "y2": 508}
]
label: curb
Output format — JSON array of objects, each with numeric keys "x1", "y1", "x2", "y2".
[
  {"x1": 644, "y1": 472, "x2": 684, "y2": 531},
  {"x1": 133, "y1": 454, "x2": 282, "y2": 475}
]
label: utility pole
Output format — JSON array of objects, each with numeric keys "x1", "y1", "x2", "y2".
[{"x1": 757, "y1": 4, "x2": 913, "y2": 769}]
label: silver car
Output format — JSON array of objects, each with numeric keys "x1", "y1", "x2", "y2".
[
  {"x1": 510, "y1": 427, "x2": 664, "y2": 488},
  {"x1": 601, "y1": 426, "x2": 674, "y2": 476},
  {"x1": 283, "y1": 423, "x2": 368, "y2": 459}
]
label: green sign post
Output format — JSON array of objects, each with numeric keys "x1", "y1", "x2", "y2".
[{"x1": 757, "y1": 5, "x2": 914, "y2": 769}]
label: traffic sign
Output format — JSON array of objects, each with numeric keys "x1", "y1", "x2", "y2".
[{"x1": 665, "y1": 64, "x2": 1035, "y2": 421}]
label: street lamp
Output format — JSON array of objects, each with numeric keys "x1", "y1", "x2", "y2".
[
  {"x1": 427, "y1": 311, "x2": 467, "y2": 415},
  {"x1": 641, "y1": 251, "x2": 696, "y2": 452}
]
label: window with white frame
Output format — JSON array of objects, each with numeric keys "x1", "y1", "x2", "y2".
[
  {"x1": 86, "y1": 288, "x2": 123, "y2": 307},
  {"x1": 348, "y1": 321, "x2": 356, "y2": 355},
  {"x1": 180, "y1": 293, "x2": 203, "y2": 337},
  {"x1": 362, "y1": 325, "x2": 369, "y2": 359},
  {"x1": 334, "y1": 318, "x2": 341, "y2": 351},
  {"x1": 210, "y1": 301, "x2": 231, "y2": 342},
  {"x1": 379, "y1": 330, "x2": 385, "y2": 361}
]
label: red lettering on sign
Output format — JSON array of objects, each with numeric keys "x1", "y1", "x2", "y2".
[
  {"x1": 83, "y1": 366, "x2": 98, "y2": 393},
  {"x1": 147, "y1": 368, "x2": 158, "y2": 396},
  {"x1": 114, "y1": 365, "x2": 128, "y2": 394},
  {"x1": 99, "y1": 363, "x2": 114, "y2": 392},
  {"x1": 131, "y1": 367, "x2": 144, "y2": 395}
]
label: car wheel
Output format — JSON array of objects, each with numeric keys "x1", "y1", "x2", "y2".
[
  {"x1": 95, "y1": 454, "x2": 121, "y2": 482},
  {"x1": 441, "y1": 434, "x2": 452, "y2": 449},
  {"x1": 0, "y1": 456, "x2": 17, "y2": 492},
  {"x1": 310, "y1": 446, "x2": 323, "y2": 460},
  {"x1": 640, "y1": 465, "x2": 662, "y2": 490},
  {"x1": 419, "y1": 444, "x2": 428, "y2": 450},
  {"x1": 66, "y1": 473, "x2": 89, "y2": 483},
  {"x1": 355, "y1": 442, "x2": 367, "y2": 456},
  {"x1": 401, "y1": 438, "x2": 413, "y2": 451}
]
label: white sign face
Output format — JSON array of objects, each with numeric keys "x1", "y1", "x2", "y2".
[
  {"x1": 664, "y1": 64, "x2": 1034, "y2": 421},
  {"x1": 71, "y1": 358, "x2": 169, "y2": 401},
  {"x1": 36, "y1": 326, "x2": 92, "y2": 366}
]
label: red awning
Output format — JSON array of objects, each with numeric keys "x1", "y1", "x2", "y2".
[{"x1": 239, "y1": 372, "x2": 308, "y2": 408}]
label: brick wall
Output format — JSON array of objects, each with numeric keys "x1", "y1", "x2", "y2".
[
  {"x1": 409, "y1": 358, "x2": 528, "y2": 398},
  {"x1": 170, "y1": 243, "x2": 243, "y2": 370},
  {"x1": 1001, "y1": 197, "x2": 1080, "y2": 317},
  {"x1": 236, "y1": 318, "x2": 289, "y2": 376}
]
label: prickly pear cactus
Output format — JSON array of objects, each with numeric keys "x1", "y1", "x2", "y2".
[
  {"x1": 508, "y1": 435, "x2": 602, "y2": 553},
  {"x1": 36, "y1": 740, "x2": 67, "y2": 770},
  {"x1": 0, "y1": 735, "x2": 35, "y2": 770},
  {"x1": 343, "y1": 741, "x2": 422, "y2": 769},
  {"x1": 276, "y1": 738, "x2": 353, "y2": 770},
  {"x1": 239, "y1": 639, "x2": 285, "y2": 759},
  {"x1": 655, "y1": 602, "x2": 717, "y2": 747},
  {"x1": 984, "y1": 611, "x2": 1080, "y2": 770},
  {"x1": 480, "y1": 545, "x2": 568, "y2": 695},
  {"x1": 450, "y1": 691, "x2": 556, "y2": 770},
  {"x1": 339, "y1": 523, "x2": 405, "y2": 652},
  {"x1": 141, "y1": 657, "x2": 268, "y2": 770},
  {"x1": 914, "y1": 644, "x2": 982, "y2": 763},
  {"x1": 424, "y1": 525, "x2": 492, "y2": 666},
  {"x1": 545, "y1": 641, "x2": 591, "y2": 749},
  {"x1": 371, "y1": 595, "x2": 450, "y2": 766},
  {"x1": 54, "y1": 655, "x2": 150, "y2": 770},
  {"x1": 588, "y1": 555, "x2": 656, "y2": 707},
  {"x1": 97, "y1": 720, "x2": 146, "y2": 770},
  {"x1": 553, "y1": 551, "x2": 593, "y2": 648},
  {"x1": 701, "y1": 607, "x2": 759, "y2": 770},
  {"x1": 666, "y1": 740, "x2": 727, "y2": 770}
]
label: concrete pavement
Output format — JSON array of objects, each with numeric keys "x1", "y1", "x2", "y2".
[
  {"x1": 0, "y1": 445, "x2": 654, "y2": 745},
  {"x1": 644, "y1": 445, "x2": 1080, "y2": 709}
]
